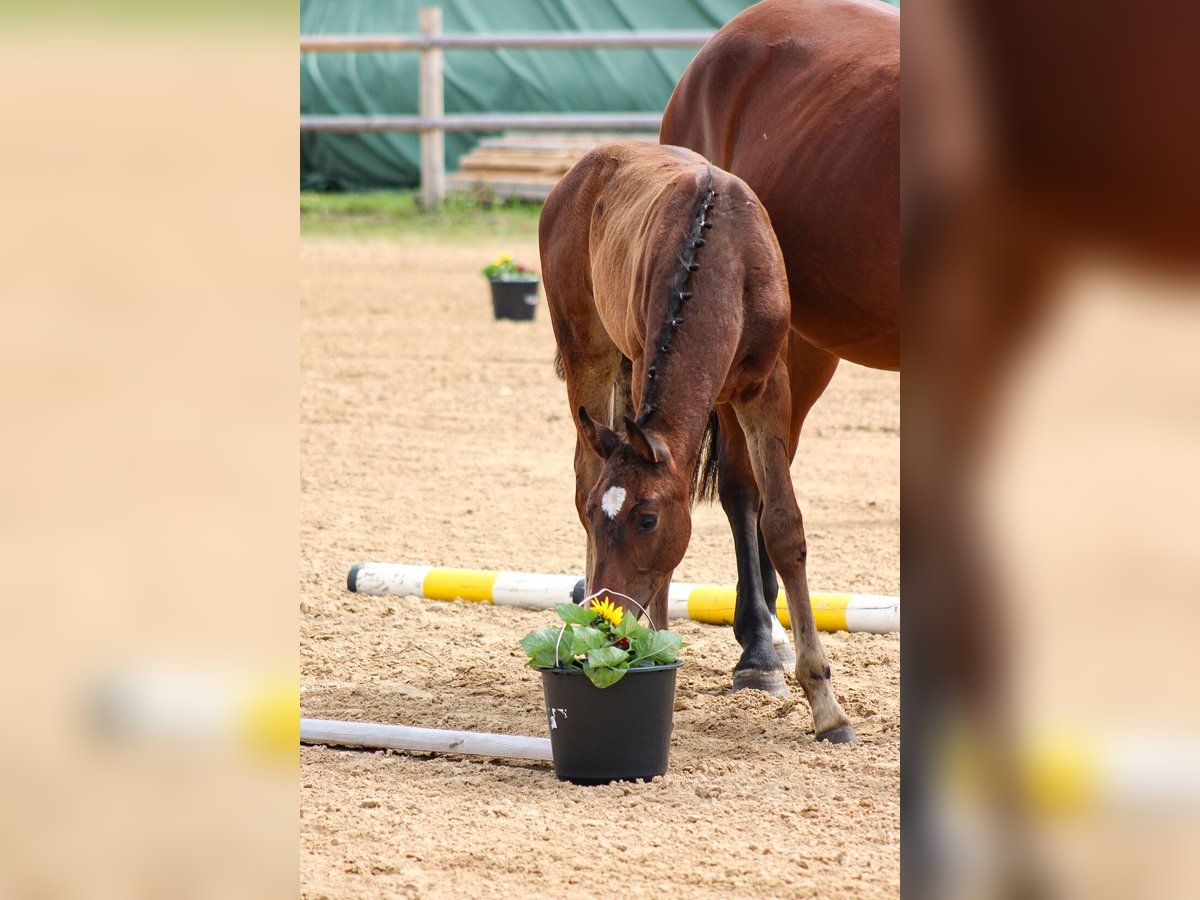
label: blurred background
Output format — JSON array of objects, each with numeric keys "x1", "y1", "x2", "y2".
[
  {"x1": 905, "y1": 1, "x2": 1200, "y2": 897},
  {"x1": 0, "y1": 3, "x2": 298, "y2": 897}
]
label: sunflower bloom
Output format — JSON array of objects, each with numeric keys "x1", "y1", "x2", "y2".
[{"x1": 590, "y1": 596, "x2": 624, "y2": 627}]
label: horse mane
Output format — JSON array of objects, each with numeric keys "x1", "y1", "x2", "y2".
[{"x1": 637, "y1": 167, "x2": 721, "y2": 506}]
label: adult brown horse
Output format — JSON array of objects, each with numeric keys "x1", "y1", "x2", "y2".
[
  {"x1": 658, "y1": 0, "x2": 899, "y2": 723},
  {"x1": 539, "y1": 141, "x2": 856, "y2": 743}
]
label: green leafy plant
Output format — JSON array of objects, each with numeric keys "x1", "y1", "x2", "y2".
[
  {"x1": 482, "y1": 253, "x2": 539, "y2": 281},
  {"x1": 520, "y1": 596, "x2": 685, "y2": 688}
]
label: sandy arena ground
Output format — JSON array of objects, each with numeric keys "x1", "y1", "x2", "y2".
[{"x1": 301, "y1": 234, "x2": 900, "y2": 898}]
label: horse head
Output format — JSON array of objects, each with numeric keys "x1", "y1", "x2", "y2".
[{"x1": 576, "y1": 406, "x2": 692, "y2": 625}]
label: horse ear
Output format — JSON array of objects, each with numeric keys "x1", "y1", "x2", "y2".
[
  {"x1": 623, "y1": 416, "x2": 669, "y2": 465},
  {"x1": 578, "y1": 406, "x2": 620, "y2": 459}
]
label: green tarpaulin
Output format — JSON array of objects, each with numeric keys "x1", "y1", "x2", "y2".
[{"x1": 300, "y1": 0, "x2": 897, "y2": 191}]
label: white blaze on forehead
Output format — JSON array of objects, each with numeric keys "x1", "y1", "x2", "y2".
[{"x1": 601, "y1": 485, "x2": 627, "y2": 520}]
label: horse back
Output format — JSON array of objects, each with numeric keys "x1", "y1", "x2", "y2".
[
  {"x1": 541, "y1": 142, "x2": 791, "y2": 406},
  {"x1": 661, "y1": 0, "x2": 899, "y2": 369}
]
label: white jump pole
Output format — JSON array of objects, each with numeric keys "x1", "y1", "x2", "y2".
[
  {"x1": 301, "y1": 718, "x2": 552, "y2": 761},
  {"x1": 301, "y1": 722, "x2": 1200, "y2": 814},
  {"x1": 346, "y1": 561, "x2": 900, "y2": 634}
]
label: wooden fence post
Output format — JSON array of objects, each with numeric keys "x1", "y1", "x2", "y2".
[{"x1": 419, "y1": 6, "x2": 446, "y2": 208}]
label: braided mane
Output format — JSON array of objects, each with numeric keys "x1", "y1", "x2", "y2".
[
  {"x1": 636, "y1": 168, "x2": 717, "y2": 425},
  {"x1": 636, "y1": 167, "x2": 721, "y2": 505}
]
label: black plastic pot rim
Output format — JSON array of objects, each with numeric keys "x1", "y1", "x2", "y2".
[{"x1": 543, "y1": 661, "x2": 683, "y2": 676}]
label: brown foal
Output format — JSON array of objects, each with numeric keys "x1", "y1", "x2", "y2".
[{"x1": 539, "y1": 141, "x2": 856, "y2": 743}]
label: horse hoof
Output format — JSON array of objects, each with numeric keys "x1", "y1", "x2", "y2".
[
  {"x1": 815, "y1": 724, "x2": 860, "y2": 744},
  {"x1": 732, "y1": 669, "x2": 790, "y2": 698},
  {"x1": 774, "y1": 643, "x2": 796, "y2": 669}
]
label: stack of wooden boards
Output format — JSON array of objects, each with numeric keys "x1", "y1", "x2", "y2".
[{"x1": 447, "y1": 132, "x2": 658, "y2": 201}]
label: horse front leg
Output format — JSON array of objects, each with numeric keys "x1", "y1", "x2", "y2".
[
  {"x1": 716, "y1": 405, "x2": 789, "y2": 698},
  {"x1": 757, "y1": 527, "x2": 796, "y2": 669},
  {"x1": 572, "y1": 438, "x2": 603, "y2": 589},
  {"x1": 737, "y1": 365, "x2": 857, "y2": 743},
  {"x1": 643, "y1": 579, "x2": 670, "y2": 632}
]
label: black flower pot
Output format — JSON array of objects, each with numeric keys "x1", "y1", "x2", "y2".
[
  {"x1": 489, "y1": 278, "x2": 539, "y2": 320},
  {"x1": 540, "y1": 662, "x2": 682, "y2": 785}
]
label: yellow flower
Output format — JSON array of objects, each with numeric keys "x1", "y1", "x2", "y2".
[
  {"x1": 590, "y1": 596, "x2": 624, "y2": 627},
  {"x1": 499, "y1": 253, "x2": 512, "y2": 263}
]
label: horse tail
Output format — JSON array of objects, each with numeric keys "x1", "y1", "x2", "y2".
[
  {"x1": 690, "y1": 410, "x2": 721, "y2": 506},
  {"x1": 553, "y1": 349, "x2": 565, "y2": 381}
]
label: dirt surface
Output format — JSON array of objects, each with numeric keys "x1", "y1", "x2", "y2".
[{"x1": 301, "y1": 235, "x2": 900, "y2": 898}]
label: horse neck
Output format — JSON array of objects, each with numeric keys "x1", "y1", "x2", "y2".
[
  {"x1": 636, "y1": 374, "x2": 721, "y2": 475},
  {"x1": 634, "y1": 169, "x2": 729, "y2": 471},
  {"x1": 635, "y1": 301, "x2": 738, "y2": 473}
]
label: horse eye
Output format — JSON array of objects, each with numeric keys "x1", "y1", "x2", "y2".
[{"x1": 637, "y1": 514, "x2": 658, "y2": 533}]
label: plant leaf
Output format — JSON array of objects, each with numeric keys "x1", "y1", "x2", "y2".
[
  {"x1": 629, "y1": 630, "x2": 682, "y2": 665},
  {"x1": 571, "y1": 626, "x2": 607, "y2": 653},
  {"x1": 555, "y1": 626, "x2": 575, "y2": 664},
  {"x1": 519, "y1": 626, "x2": 557, "y2": 656},
  {"x1": 614, "y1": 612, "x2": 639, "y2": 639},
  {"x1": 526, "y1": 650, "x2": 557, "y2": 669},
  {"x1": 582, "y1": 661, "x2": 628, "y2": 688},
  {"x1": 519, "y1": 626, "x2": 574, "y2": 668},
  {"x1": 587, "y1": 645, "x2": 630, "y2": 669},
  {"x1": 555, "y1": 602, "x2": 599, "y2": 626},
  {"x1": 627, "y1": 621, "x2": 654, "y2": 642}
]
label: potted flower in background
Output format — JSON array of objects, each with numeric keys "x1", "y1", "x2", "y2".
[
  {"x1": 482, "y1": 253, "x2": 540, "y2": 321},
  {"x1": 520, "y1": 595, "x2": 685, "y2": 784}
]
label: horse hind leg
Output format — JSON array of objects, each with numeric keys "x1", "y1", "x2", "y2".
[
  {"x1": 715, "y1": 405, "x2": 789, "y2": 698},
  {"x1": 736, "y1": 364, "x2": 857, "y2": 743}
]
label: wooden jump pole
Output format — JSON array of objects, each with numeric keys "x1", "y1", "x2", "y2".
[
  {"x1": 346, "y1": 562, "x2": 900, "y2": 634},
  {"x1": 301, "y1": 718, "x2": 552, "y2": 761}
]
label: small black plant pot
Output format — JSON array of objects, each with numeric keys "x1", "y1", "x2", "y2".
[
  {"x1": 489, "y1": 278, "x2": 539, "y2": 320},
  {"x1": 540, "y1": 662, "x2": 682, "y2": 785}
]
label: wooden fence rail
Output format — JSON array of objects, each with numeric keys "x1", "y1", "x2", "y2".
[
  {"x1": 299, "y1": 30, "x2": 716, "y2": 52},
  {"x1": 299, "y1": 113, "x2": 667, "y2": 134},
  {"x1": 300, "y1": 7, "x2": 714, "y2": 206}
]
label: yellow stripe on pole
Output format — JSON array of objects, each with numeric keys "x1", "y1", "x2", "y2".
[
  {"x1": 240, "y1": 677, "x2": 300, "y2": 759},
  {"x1": 1021, "y1": 732, "x2": 1103, "y2": 816},
  {"x1": 422, "y1": 567, "x2": 498, "y2": 603},
  {"x1": 685, "y1": 585, "x2": 738, "y2": 624},
  {"x1": 810, "y1": 594, "x2": 851, "y2": 632},
  {"x1": 686, "y1": 586, "x2": 854, "y2": 631},
  {"x1": 774, "y1": 595, "x2": 789, "y2": 628}
]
